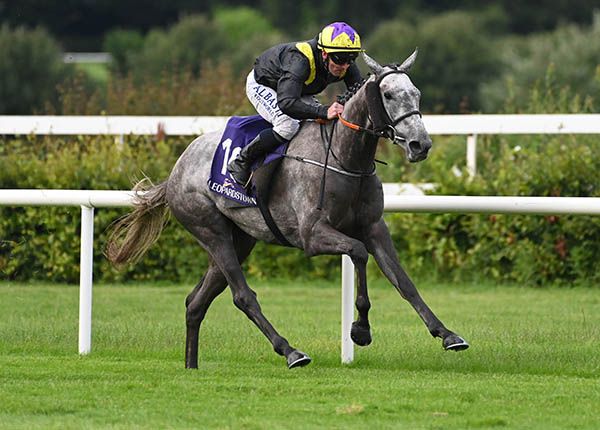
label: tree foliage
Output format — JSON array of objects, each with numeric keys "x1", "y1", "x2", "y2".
[
  {"x1": 0, "y1": 25, "x2": 72, "y2": 114},
  {"x1": 480, "y1": 12, "x2": 600, "y2": 112},
  {"x1": 102, "y1": 29, "x2": 145, "y2": 75},
  {"x1": 366, "y1": 10, "x2": 503, "y2": 113},
  {"x1": 129, "y1": 15, "x2": 223, "y2": 79},
  {"x1": 1, "y1": 0, "x2": 597, "y2": 49},
  {"x1": 2, "y1": 5, "x2": 599, "y2": 115}
]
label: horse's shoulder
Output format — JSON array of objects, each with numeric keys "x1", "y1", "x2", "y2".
[{"x1": 285, "y1": 121, "x2": 323, "y2": 159}]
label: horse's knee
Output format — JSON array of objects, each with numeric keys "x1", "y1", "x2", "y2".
[
  {"x1": 186, "y1": 306, "x2": 201, "y2": 327},
  {"x1": 349, "y1": 244, "x2": 369, "y2": 266},
  {"x1": 185, "y1": 274, "x2": 207, "y2": 307},
  {"x1": 355, "y1": 295, "x2": 371, "y2": 313},
  {"x1": 395, "y1": 279, "x2": 419, "y2": 302},
  {"x1": 232, "y1": 289, "x2": 258, "y2": 312},
  {"x1": 185, "y1": 292, "x2": 197, "y2": 308}
]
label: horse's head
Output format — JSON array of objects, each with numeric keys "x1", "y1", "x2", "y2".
[{"x1": 362, "y1": 50, "x2": 432, "y2": 162}]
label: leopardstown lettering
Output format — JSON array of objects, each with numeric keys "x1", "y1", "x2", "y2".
[{"x1": 208, "y1": 180, "x2": 257, "y2": 205}]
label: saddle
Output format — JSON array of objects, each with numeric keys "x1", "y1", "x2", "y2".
[{"x1": 207, "y1": 115, "x2": 292, "y2": 246}]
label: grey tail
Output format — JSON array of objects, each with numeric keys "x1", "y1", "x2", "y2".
[{"x1": 105, "y1": 178, "x2": 169, "y2": 267}]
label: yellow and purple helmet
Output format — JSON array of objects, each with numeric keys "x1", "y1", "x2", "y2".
[{"x1": 317, "y1": 22, "x2": 362, "y2": 53}]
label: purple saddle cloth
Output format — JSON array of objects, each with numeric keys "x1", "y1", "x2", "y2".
[{"x1": 207, "y1": 115, "x2": 287, "y2": 207}]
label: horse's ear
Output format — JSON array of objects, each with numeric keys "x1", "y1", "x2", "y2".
[
  {"x1": 362, "y1": 52, "x2": 385, "y2": 75},
  {"x1": 398, "y1": 48, "x2": 418, "y2": 72}
]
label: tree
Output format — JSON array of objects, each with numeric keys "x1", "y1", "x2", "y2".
[
  {"x1": 0, "y1": 25, "x2": 71, "y2": 114},
  {"x1": 128, "y1": 15, "x2": 224, "y2": 79},
  {"x1": 366, "y1": 10, "x2": 503, "y2": 113},
  {"x1": 213, "y1": 7, "x2": 284, "y2": 74},
  {"x1": 480, "y1": 12, "x2": 600, "y2": 112}
]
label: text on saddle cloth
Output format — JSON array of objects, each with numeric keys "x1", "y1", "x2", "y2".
[{"x1": 207, "y1": 115, "x2": 287, "y2": 207}]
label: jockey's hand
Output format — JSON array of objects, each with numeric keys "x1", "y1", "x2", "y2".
[{"x1": 326, "y1": 102, "x2": 344, "y2": 120}]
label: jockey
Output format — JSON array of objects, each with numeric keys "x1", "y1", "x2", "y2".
[{"x1": 227, "y1": 21, "x2": 364, "y2": 186}]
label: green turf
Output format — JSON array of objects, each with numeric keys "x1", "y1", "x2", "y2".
[{"x1": 0, "y1": 280, "x2": 598, "y2": 429}]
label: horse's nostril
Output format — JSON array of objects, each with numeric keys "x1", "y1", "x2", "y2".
[{"x1": 408, "y1": 140, "x2": 422, "y2": 153}]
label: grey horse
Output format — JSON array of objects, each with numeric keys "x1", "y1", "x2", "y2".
[{"x1": 107, "y1": 51, "x2": 469, "y2": 369}]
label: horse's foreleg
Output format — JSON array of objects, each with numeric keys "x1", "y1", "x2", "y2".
[
  {"x1": 304, "y1": 221, "x2": 372, "y2": 346},
  {"x1": 364, "y1": 219, "x2": 469, "y2": 351}
]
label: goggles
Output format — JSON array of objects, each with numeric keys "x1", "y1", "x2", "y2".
[{"x1": 328, "y1": 52, "x2": 358, "y2": 65}]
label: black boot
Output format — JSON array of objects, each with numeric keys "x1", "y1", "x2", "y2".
[{"x1": 227, "y1": 128, "x2": 285, "y2": 186}]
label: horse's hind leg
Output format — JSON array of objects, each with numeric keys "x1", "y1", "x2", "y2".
[
  {"x1": 185, "y1": 229, "x2": 256, "y2": 369},
  {"x1": 224, "y1": 251, "x2": 311, "y2": 368},
  {"x1": 185, "y1": 222, "x2": 310, "y2": 369},
  {"x1": 364, "y1": 219, "x2": 469, "y2": 351},
  {"x1": 185, "y1": 267, "x2": 225, "y2": 369}
]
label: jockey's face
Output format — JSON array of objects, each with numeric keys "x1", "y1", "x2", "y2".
[{"x1": 322, "y1": 51, "x2": 351, "y2": 77}]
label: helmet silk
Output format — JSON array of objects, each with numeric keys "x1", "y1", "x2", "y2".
[{"x1": 317, "y1": 22, "x2": 362, "y2": 53}]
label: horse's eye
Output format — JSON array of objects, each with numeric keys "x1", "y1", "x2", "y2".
[{"x1": 384, "y1": 91, "x2": 393, "y2": 100}]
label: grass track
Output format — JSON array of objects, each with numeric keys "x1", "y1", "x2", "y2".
[{"x1": 1, "y1": 280, "x2": 599, "y2": 429}]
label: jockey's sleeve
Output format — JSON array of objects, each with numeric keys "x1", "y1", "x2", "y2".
[{"x1": 277, "y1": 74, "x2": 328, "y2": 120}]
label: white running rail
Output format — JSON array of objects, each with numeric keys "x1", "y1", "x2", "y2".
[
  {"x1": 2, "y1": 113, "x2": 600, "y2": 360},
  {"x1": 2, "y1": 114, "x2": 600, "y2": 176},
  {"x1": 1, "y1": 189, "x2": 599, "y2": 361}
]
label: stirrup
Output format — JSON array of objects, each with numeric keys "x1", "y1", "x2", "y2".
[
  {"x1": 241, "y1": 171, "x2": 254, "y2": 189},
  {"x1": 229, "y1": 169, "x2": 253, "y2": 189}
]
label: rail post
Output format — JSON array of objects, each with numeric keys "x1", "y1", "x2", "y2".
[
  {"x1": 341, "y1": 255, "x2": 355, "y2": 363},
  {"x1": 78, "y1": 205, "x2": 94, "y2": 355},
  {"x1": 467, "y1": 134, "x2": 477, "y2": 177}
]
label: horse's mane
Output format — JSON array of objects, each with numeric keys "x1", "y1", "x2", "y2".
[
  {"x1": 337, "y1": 64, "x2": 408, "y2": 106},
  {"x1": 337, "y1": 76, "x2": 369, "y2": 106}
]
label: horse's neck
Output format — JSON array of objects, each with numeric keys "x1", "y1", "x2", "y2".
[{"x1": 331, "y1": 92, "x2": 378, "y2": 172}]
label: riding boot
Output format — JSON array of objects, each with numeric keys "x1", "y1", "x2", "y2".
[{"x1": 227, "y1": 128, "x2": 286, "y2": 186}]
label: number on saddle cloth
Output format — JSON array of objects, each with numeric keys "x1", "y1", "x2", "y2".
[{"x1": 207, "y1": 115, "x2": 286, "y2": 207}]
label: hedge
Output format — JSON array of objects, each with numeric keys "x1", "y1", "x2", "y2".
[
  {"x1": 1, "y1": 75, "x2": 598, "y2": 286},
  {"x1": 1, "y1": 128, "x2": 598, "y2": 286}
]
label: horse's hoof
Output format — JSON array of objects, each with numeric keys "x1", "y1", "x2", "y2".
[
  {"x1": 351, "y1": 321, "x2": 372, "y2": 346},
  {"x1": 287, "y1": 350, "x2": 312, "y2": 369},
  {"x1": 443, "y1": 334, "x2": 470, "y2": 351}
]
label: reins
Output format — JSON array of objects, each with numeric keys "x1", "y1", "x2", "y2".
[
  {"x1": 338, "y1": 114, "x2": 384, "y2": 138},
  {"x1": 285, "y1": 67, "x2": 422, "y2": 210},
  {"x1": 316, "y1": 120, "x2": 334, "y2": 210},
  {"x1": 337, "y1": 114, "x2": 386, "y2": 138},
  {"x1": 338, "y1": 68, "x2": 422, "y2": 144}
]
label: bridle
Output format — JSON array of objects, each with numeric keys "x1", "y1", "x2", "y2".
[
  {"x1": 287, "y1": 67, "x2": 423, "y2": 209},
  {"x1": 338, "y1": 67, "x2": 421, "y2": 146}
]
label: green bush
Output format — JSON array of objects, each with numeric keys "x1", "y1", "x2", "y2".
[
  {"x1": 51, "y1": 61, "x2": 252, "y2": 116},
  {"x1": 0, "y1": 135, "x2": 207, "y2": 283},
  {"x1": 0, "y1": 24, "x2": 72, "y2": 114},
  {"x1": 1, "y1": 68, "x2": 598, "y2": 286},
  {"x1": 0, "y1": 131, "x2": 345, "y2": 283},
  {"x1": 212, "y1": 7, "x2": 284, "y2": 75},
  {"x1": 2, "y1": 126, "x2": 597, "y2": 286},
  {"x1": 109, "y1": 9, "x2": 284, "y2": 82},
  {"x1": 384, "y1": 132, "x2": 600, "y2": 286},
  {"x1": 384, "y1": 81, "x2": 600, "y2": 286}
]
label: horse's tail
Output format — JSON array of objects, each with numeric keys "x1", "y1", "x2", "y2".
[{"x1": 105, "y1": 178, "x2": 169, "y2": 267}]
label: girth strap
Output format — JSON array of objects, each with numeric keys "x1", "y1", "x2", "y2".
[{"x1": 251, "y1": 153, "x2": 293, "y2": 247}]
